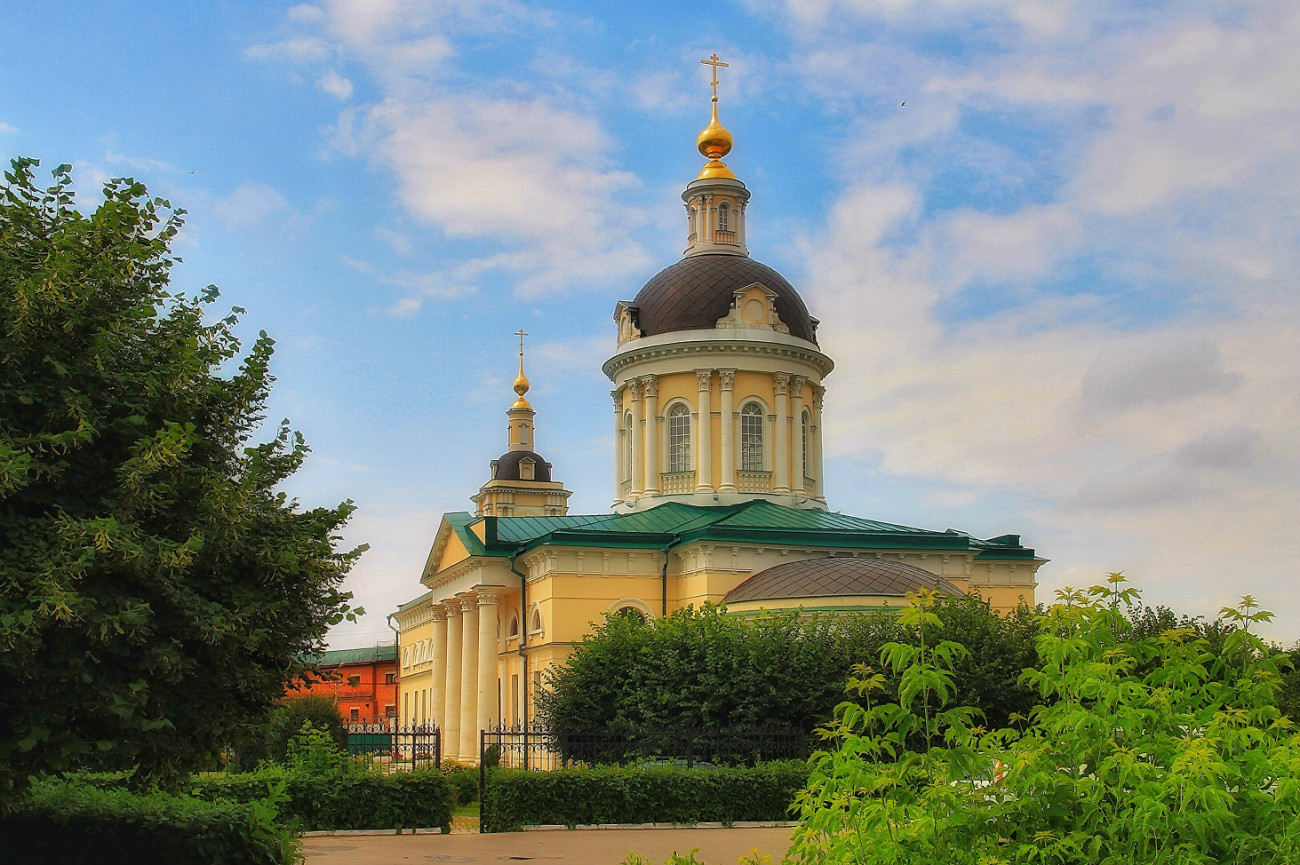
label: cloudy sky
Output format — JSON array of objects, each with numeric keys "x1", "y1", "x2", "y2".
[{"x1": 4, "y1": 1, "x2": 1297, "y2": 645}]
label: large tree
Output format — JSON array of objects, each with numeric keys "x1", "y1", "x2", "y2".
[{"x1": 0, "y1": 158, "x2": 362, "y2": 802}]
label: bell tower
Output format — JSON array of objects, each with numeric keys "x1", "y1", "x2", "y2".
[{"x1": 472, "y1": 331, "x2": 572, "y2": 517}]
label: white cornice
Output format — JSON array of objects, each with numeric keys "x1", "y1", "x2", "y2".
[{"x1": 603, "y1": 331, "x2": 833, "y2": 381}]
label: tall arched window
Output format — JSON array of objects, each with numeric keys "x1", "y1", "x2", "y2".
[
  {"x1": 668, "y1": 403, "x2": 691, "y2": 472},
  {"x1": 624, "y1": 412, "x2": 633, "y2": 480},
  {"x1": 741, "y1": 403, "x2": 764, "y2": 471},
  {"x1": 718, "y1": 202, "x2": 730, "y2": 232},
  {"x1": 802, "y1": 409, "x2": 810, "y2": 480}
]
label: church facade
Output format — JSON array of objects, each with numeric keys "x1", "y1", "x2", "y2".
[{"x1": 391, "y1": 58, "x2": 1043, "y2": 763}]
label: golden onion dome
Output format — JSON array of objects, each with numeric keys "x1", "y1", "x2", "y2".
[
  {"x1": 511, "y1": 361, "x2": 532, "y2": 410},
  {"x1": 696, "y1": 103, "x2": 736, "y2": 180}
]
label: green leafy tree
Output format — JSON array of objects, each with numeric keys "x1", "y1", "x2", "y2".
[
  {"x1": 0, "y1": 159, "x2": 362, "y2": 802},
  {"x1": 790, "y1": 576, "x2": 1300, "y2": 865}
]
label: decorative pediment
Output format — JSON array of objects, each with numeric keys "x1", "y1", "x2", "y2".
[{"x1": 715, "y1": 282, "x2": 791, "y2": 334}]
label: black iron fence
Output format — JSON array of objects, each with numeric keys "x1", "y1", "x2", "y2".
[
  {"x1": 480, "y1": 723, "x2": 810, "y2": 774},
  {"x1": 345, "y1": 722, "x2": 440, "y2": 774}
]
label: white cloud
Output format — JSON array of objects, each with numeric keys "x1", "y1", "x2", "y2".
[
  {"x1": 317, "y1": 69, "x2": 354, "y2": 100},
  {"x1": 213, "y1": 182, "x2": 292, "y2": 230},
  {"x1": 0, "y1": 121, "x2": 17, "y2": 134},
  {"x1": 783, "y1": 2, "x2": 1300, "y2": 632},
  {"x1": 245, "y1": 37, "x2": 332, "y2": 64}
]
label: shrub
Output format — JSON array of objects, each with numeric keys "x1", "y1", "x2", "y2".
[
  {"x1": 481, "y1": 761, "x2": 807, "y2": 832},
  {"x1": 229, "y1": 696, "x2": 348, "y2": 770},
  {"x1": 789, "y1": 577, "x2": 1300, "y2": 865},
  {"x1": 444, "y1": 767, "x2": 480, "y2": 806},
  {"x1": 0, "y1": 775, "x2": 294, "y2": 864},
  {"x1": 195, "y1": 766, "x2": 453, "y2": 832}
]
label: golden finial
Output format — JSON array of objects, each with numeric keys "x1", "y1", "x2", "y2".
[
  {"x1": 697, "y1": 53, "x2": 735, "y2": 180},
  {"x1": 512, "y1": 329, "x2": 532, "y2": 409}
]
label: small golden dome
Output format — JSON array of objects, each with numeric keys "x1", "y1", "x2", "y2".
[
  {"x1": 512, "y1": 360, "x2": 532, "y2": 410},
  {"x1": 696, "y1": 103, "x2": 736, "y2": 180}
]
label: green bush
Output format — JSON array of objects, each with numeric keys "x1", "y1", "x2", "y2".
[
  {"x1": 481, "y1": 761, "x2": 807, "y2": 832},
  {"x1": 196, "y1": 767, "x2": 453, "y2": 832},
  {"x1": 444, "y1": 767, "x2": 480, "y2": 806},
  {"x1": 0, "y1": 775, "x2": 294, "y2": 864},
  {"x1": 789, "y1": 577, "x2": 1300, "y2": 865}
]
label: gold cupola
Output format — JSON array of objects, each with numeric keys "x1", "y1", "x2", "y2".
[{"x1": 682, "y1": 54, "x2": 750, "y2": 257}]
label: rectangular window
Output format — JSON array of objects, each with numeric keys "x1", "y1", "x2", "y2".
[
  {"x1": 349, "y1": 707, "x2": 359, "y2": 721},
  {"x1": 385, "y1": 672, "x2": 396, "y2": 685}
]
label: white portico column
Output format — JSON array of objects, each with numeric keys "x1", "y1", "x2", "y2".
[
  {"x1": 773, "y1": 373, "x2": 790, "y2": 493},
  {"x1": 642, "y1": 375, "x2": 660, "y2": 494},
  {"x1": 442, "y1": 600, "x2": 463, "y2": 759},
  {"x1": 458, "y1": 595, "x2": 480, "y2": 761},
  {"x1": 630, "y1": 380, "x2": 644, "y2": 497},
  {"x1": 719, "y1": 370, "x2": 736, "y2": 492},
  {"x1": 475, "y1": 591, "x2": 500, "y2": 737},
  {"x1": 695, "y1": 370, "x2": 713, "y2": 492},
  {"x1": 430, "y1": 607, "x2": 448, "y2": 730},
  {"x1": 790, "y1": 376, "x2": 805, "y2": 493}
]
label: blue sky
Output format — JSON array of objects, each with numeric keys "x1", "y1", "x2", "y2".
[{"x1": 4, "y1": 0, "x2": 1297, "y2": 645}]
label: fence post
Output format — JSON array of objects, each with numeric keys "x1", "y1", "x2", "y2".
[{"x1": 479, "y1": 729, "x2": 487, "y2": 834}]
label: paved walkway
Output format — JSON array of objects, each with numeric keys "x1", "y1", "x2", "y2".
[{"x1": 302, "y1": 826, "x2": 797, "y2": 865}]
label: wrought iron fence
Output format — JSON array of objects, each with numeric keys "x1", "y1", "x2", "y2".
[
  {"x1": 345, "y1": 722, "x2": 440, "y2": 774},
  {"x1": 480, "y1": 722, "x2": 810, "y2": 774}
]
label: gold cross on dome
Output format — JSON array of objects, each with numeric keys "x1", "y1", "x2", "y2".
[
  {"x1": 515, "y1": 328, "x2": 528, "y2": 357},
  {"x1": 701, "y1": 53, "x2": 728, "y2": 103}
]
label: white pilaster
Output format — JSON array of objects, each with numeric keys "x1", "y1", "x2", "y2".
[
  {"x1": 642, "y1": 375, "x2": 660, "y2": 494},
  {"x1": 612, "y1": 389, "x2": 624, "y2": 502},
  {"x1": 790, "y1": 376, "x2": 805, "y2": 492},
  {"x1": 773, "y1": 373, "x2": 790, "y2": 493},
  {"x1": 695, "y1": 370, "x2": 713, "y2": 492},
  {"x1": 718, "y1": 370, "x2": 736, "y2": 491},
  {"x1": 630, "y1": 380, "x2": 644, "y2": 497},
  {"x1": 442, "y1": 599, "x2": 462, "y2": 759}
]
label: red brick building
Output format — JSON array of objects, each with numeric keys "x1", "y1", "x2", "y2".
[{"x1": 290, "y1": 645, "x2": 398, "y2": 725}]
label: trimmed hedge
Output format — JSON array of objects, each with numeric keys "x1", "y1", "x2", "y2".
[
  {"x1": 195, "y1": 768, "x2": 453, "y2": 832},
  {"x1": 481, "y1": 761, "x2": 808, "y2": 832},
  {"x1": 0, "y1": 776, "x2": 292, "y2": 865}
]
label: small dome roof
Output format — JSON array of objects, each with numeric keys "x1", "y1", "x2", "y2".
[
  {"x1": 631, "y1": 254, "x2": 817, "y2": 344},
  {"x1": 724, "y1": 558, "x2": 962, "y2": 604},
  {"x1": 492, "y1": 450, "x2": 553, "y2": 482}
]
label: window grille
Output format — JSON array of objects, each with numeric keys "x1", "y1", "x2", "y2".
[
  {"x1": 741, "y1": 403, "x2": 764, "y2": 471},
  {"x1": 668, "y1": 404, "x2": 691, "y2": 473}
]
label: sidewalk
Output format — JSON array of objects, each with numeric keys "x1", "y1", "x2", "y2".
[{"x1": 301, "y1": 825, "x2": 797, "y2": 865}]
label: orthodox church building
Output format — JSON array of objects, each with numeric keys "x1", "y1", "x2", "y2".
[{"x1": 391, "y1": 58, "x2": 1043, "y2": 762}]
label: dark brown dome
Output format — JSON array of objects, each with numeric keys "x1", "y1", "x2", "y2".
[
  {"x1": 724, "y1": 558, "x2": 962, "y2": 604},
  {"x1": 631, "y1": 254, "x2": 817, "y2": 344},
  {"x1": 491, "y1": 450, "x2": 553, "y2": 482}
]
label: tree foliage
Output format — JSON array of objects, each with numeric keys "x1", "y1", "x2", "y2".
[
  {"x1": 537, "y1": 593, "x2": 1040, "y2": 738},
  {"x1": 789, "y1": 576, "x2": 1300, "y2": 865},
  {"x1": 0, "y1": 158, "x2": 362, "y2": 802}
]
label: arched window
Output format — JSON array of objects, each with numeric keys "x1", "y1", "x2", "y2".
[
  {"x1": 508, "y1": 614, "x2": 520, "y2": 639},
  {"x1": 718, "y1": 202, "x2": 730, "y2": 232},
  {"x1": 529, "y1": 607, "x2": 543, "y2": 635},
  {"x1": 802, "y1": 409, "x2": 810, "y2": 480},
  {"x1": 615, "y1": 606, "x2": 646, "y2": 624},
  {"x1": 668, "y1": 403, "x2": 691, "y2": 473},
  {"x1": 741, "y1": 403, "x2": 764, "y2": 471},
  {"x1": 624, "y1": 412, "x2": 633, "y2": 480}
]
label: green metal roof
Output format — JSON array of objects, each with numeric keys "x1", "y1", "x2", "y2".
[
  {"x1": 447, "y1": 500, "x2": 1037, "y2": 561},
  {"x1": 310, "y1": 645, "x2": 397, "y2": 666}
]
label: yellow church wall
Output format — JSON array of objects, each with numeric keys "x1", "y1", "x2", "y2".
[{"x1": 396, "y1": 614, "x2": 435, "y2": 728}]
